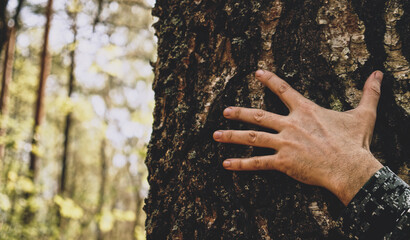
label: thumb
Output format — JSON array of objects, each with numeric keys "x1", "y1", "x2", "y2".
[{"x1": 358, "y1": 71, "x2": 383, "y2": 112}]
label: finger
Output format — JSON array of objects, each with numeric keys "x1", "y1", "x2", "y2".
[
  {"x1": 223, "y1": 155, "x2": 278, "y2": 171},
  {"x1": 358, "y1": 71, "x2": 383, "y2": 113},
  {"x1": 213, "y1": 130, "x2": 281, "y2": 149},
  {"x1": 255, "y1": 70, "x2": 305, "y2": 111},
  {"x1": 223, "y1": 107, "x2": 287, "y2": 131}
]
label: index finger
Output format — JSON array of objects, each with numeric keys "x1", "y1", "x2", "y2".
[{"x1": 256, "y1": 70, "x2": 305, "y2": 111}]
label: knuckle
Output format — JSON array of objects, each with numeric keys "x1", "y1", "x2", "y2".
[
  {"x1": 275, "y1": 157, "x2": 286, "y2": 171},
  {"x1": 281, "y1": 117, "x2": 292, "y2": 129},
  {"x1": 275, "y1": 153, "x2": 289, "y2": 171},
  {"x1": 264, "y1": 159, "x2": 271, "y2": 169},
  {"x1": 283, "y1": 120, "x2": 298, "y2": 132},
  {"x1": 299, "y1": 100, "x2": 315, "y2": 113},
  {"x1": 370, "y1": 84, "x2": 381, "y2": 96},
  {"x1": 364, "y1": 83, "x2": 381, "y2": 97},
  {"x1": 237, "y1": 160, "x2": 243, "y2": 170},
  {"x1": 278, "y1": 81, "x2": 290, "y2": 94},
  {"x1": 225, "y1": 131, "x2": 233, "y2": 140},
  {"x1": 267, "y1": 75, "x2": 276, "y2": 84},
  {"x1": 253, "y1": 157, "x2": 262, "y2": 169},
  {"x1": 235, "y1": 107, "x2": 241, "y2": 118},
  {"x1": 248, "y1": 131, "x2": 257, "y2": 143},
  {"x1": 361, "y1": 108, "x2": 377, "y2": 120},
  {"x1": 254, "y1": 110, "x2": 265, "y2": 122}
]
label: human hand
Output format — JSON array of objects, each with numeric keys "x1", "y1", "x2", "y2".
[{"x1": 213, "y1": 70, "x2": 384, "y2": 205}]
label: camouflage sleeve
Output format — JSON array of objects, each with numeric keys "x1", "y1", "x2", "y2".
[{"x1": 341, "y1": 166, "x2": 410, "y2": 239}]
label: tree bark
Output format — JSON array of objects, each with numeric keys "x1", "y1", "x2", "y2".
[
  {"x1": 0, "y1": 0, "x2": 24, "y2": 161},
  {"x1": 0, "y1": 0, "x2": 9, "y2": 56},
  {"x1": 57, "y1": 16, "x2": 78, "y2": 231},
  {"x1": 145, "y1": 0, "x2": 409, "y2": 239},
  {"x1": 0, "y1": 27, "x2": 16, "y2": 161},
  {"x1": 97, "y1": 139, "x2": 108, "y2": 240},
  {"x1": 60, "y1": 18, "x2": 77, "y2": 196},
  {"x1": 29, "y1": 0, "x2": 54, "y2": 179}
]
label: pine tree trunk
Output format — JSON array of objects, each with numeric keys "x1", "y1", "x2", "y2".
[
  {"x1": 0, "y1": 0, "x2": 9, "y2": 56},
  {"x1": 0, "y1": 27, "x2": 16, "y2": 161},
  {"x1": 58, "y1": 17, "x2": 77, "y2": 230},
  {"x1": 96, "y1": 139, "x2": 108, "y2": 240},
  {"x1": 145, "y1": 0, "x2": 409, "y2": 239},
  {"x1": 60, "y1": 19, "x2": 77, "y2": 196},
  {"x1": 29, "y1": 0, "x2": 54, "y2": 179},
  {"x1": 0, "y1": 0, "x2": 23, "y2": 162}
]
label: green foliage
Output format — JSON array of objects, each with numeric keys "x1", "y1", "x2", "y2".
[
  {"x1": 0, "y1": 0, "x2": 156, "y2": 239},
  {"x1": 54, "y1": 195, "x2": 84, "y2": 219}
]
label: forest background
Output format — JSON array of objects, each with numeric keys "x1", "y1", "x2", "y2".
[{"x1": 0, "y1": 0, "x2": 156, "y2": 239}]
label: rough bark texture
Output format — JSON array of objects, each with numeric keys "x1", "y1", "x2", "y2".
[{"x1": 145, "y1": 0, "x2": 409, "y2": 239}]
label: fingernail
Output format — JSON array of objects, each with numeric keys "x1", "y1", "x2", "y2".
[
  {"x1": 223, "y1": 160, "x2": 231, "y2": 168},
  {"x1": 223, "y1": 108, "x2": 232, "y2": 117},
  {"x1": 214, "y1": 131, "x2": 222, "y2": 139},
  {"x1": 256, "y1": 70, "x2": 265, "y2": 77},
  {"x1": 375, "y1": 71, "x2": 383, "y2": 83}
]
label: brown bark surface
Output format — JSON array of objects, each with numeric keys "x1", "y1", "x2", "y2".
[
  {"x1": 97, "y1": 139, "x2": 108, "y2": 240},
  {"x1": 145, "y1": 0, "x2": 410, "y2": 239},
  {"x1": 0, "y1": 27, "x2": 16, "y2": 160},
  {"x1": 29, "y1": 0, "x2": 54, "y2": 179},
  {"x1": 0, "y1": 0, "x2": 9, "y2": 55},
  {"x1": 0, "y1": 0, "x2": 25, "y2": 161}
]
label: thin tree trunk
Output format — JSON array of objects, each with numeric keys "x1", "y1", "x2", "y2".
[
  {"x1": 133, "y1": 191, "x2": 143, "y2": 240},
  {"x1": 57, "y1": 18, "x2": 77, "y2": 232},
  {"x1": 0, "y1": 0, "x2": 24, "y2": 162},
  {"x1": 145, "y1": 0, "x2": 409, "y2": 239},
  {"x1": 128, "y1": 169, "x2": 143, "y2": 240},
  {"x1": 22, "y1": 0, "x2": 53, "y2": 225},
  {"x1": 29, "y1": 0, "x2": 54, "y2": 179},
  {"x1": 60, "y1": 19, "x2": 77, "y2": 196},
  {"x1": 97, "y1": 139, "x2": 108, "y2": 240},
  {"x1": 0, "y1": 27, "x2": 16, "y2": 161},
  {"x1": 0, "y1": 0, "x2": 9, "y2": 55}
]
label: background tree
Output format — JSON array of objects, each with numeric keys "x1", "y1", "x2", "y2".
[
  {"x1": 0, "y1": 28, "x2": 17, "y2": 161},
  {"x1": 144, "y1": 0, "x2": 409, "y2": 239},
  {"x1": 0, "y1": 0, "x2": 155, "y2": 238},
  {"x1": 0, "y1": 0, "x2": 10, "y2": 55},
  {"x1": 29, "y1": 0, "x2": 53, "y2": 180},
  {"x1": 0, "y1": 0, "x2": 25, "y2": 161}
]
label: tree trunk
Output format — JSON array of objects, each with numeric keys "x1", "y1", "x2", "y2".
[
  {"x1": 29, "y1": 0, "x2": 54, "y2": 179},
  {"x1": 57, "y1": 17, "x2": 77, "y2": 231},
  {"x1": 0, "y1": 0, "x2": 24, "y2": 162},
  {"x1": 145, "y1": 0, "x2": 409, "y2": 239},
  {"x1": 97, "y1": 139, "x2": 108, "y2": 240},
  {"x1": 60, "y1": 19, "x2": 77, "y2": 196},
  {"x1": 0, "y1": 0, "x2": 9, "y2": 55},
  {"x1": 0, "y1": 27, "x2": 16, "y2": 161}
]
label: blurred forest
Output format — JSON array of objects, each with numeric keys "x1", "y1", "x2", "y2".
[{"x1": 0, "y1": 0, "x2": 156, "y2": 239}]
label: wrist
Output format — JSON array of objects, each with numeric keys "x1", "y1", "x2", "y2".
[{"x1": 330, "y1": 150, "x2": 383, "y2": 206}]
